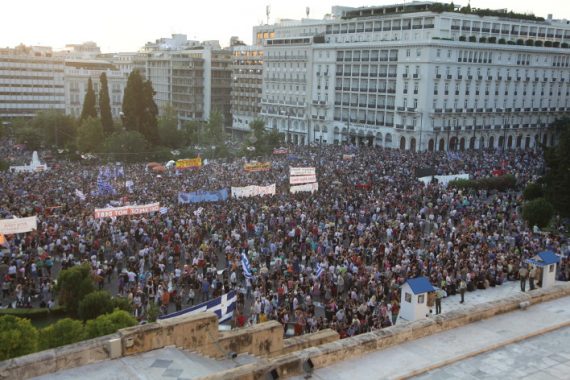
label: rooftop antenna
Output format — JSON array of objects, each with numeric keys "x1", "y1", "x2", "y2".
[
  {"x1": 266, "y1": 5, "x2": 271, "y2": 25},
  {"x1": 306, "y1": 6, "x2": 310, "y2": 18}
]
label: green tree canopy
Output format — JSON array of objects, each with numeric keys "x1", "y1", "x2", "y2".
[
  {"x1": 56, "y1": 264, "x2": 95, "y2": 317},
  {"x1": 99, "y1": 72, "x2": 114, "y2": 135},
  {"x1": 523, "y1": 198, "x2": 555, "y2": 228},
  {"x1": 80, "y1": 78, "x2": 97, "y2": 122},
  {"x1": 39, "y1": 318, "x2": 85, "y2": 350},
  {"x1": 19, "y1": 110, "x2": 77, "y2": 149},
  {"x1": 84, "y1": 310, "x2": 137, "y2": 339},
  {"x1": 76, "y1": 117, "x2": 104, "y2": 153},
  {"x1": 78, "y1": 290, "x2": 114, "y2": 321},
  {"x1": 0, "y1": 315, "x2": 39, "y2": 360},
  {"x1": 103, "y1": 130, "x2": 149, "y2": 162},
  {"x1": 158, "y1": 105, "x2": 185, "y2": 148},
  {"x1": 122, "y1": 70, "x2": 159, "y2": 145},
  {"x1": 204, "y1": 111, "x2": 224, "y2": 144},
  {"x1": 542, "y1": 117, "x2": 570, "y2": 217}
]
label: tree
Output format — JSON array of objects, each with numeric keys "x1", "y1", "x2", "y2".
[
  {"x1": 14, "y1": 126, "x2": 43, "y2": 150},
  {"x1": 204, "y1": 111, "x2": 224, "y2": 144},
  {"x1": 76, "y1": 117, "x2": 104, "y2": 153},
  {"x1": 56, "y1": 264, "x2": 95, "y2": 317},
  {"x1": 122, "y1": 70, "x2": 159, "y2": 145},
  {"x1": 158, "y1": 105, "x2": 184, "y2": 148},
  {"x1": 523, "y1": 183, "x2": 544, "y2": 201},
  {"x1": 103, "y1": 130, "x2": 148, "y2": 162},
  {"x1": 542, "y1": 118, "x2": 570, "y2": 216},
  {"x1": 39, "y1": 318, "x2": 85, "y2": 350},
  {"x1": 99, "y1": 72, "x2": 114, "y2": 136},
  {"x1": 80, "y1": 78, "x2": 97, "y2": 122},
  {"x1": 28, "y1": 110, "x2": 77, "y2": 148},
  {"x1": 0, "y1": 315, "x2": 39, "y2": 360},
  {"x1": 78, "y1": 290, "x2": 114, "y2": 321},
  {"x1": 84, "y1": 310, "x2": 137, "y2": 339},
  {"x1": 523, "y1": 198, "x2": 555, "y2": 228}
]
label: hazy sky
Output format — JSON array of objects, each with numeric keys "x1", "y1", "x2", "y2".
[{"x1": 1, "y1": 0, "x2": 569, "y2": 53}]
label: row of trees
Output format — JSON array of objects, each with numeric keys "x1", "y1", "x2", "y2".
[
  {"x1": 0, "y1": 264, "x2": 139, "y2": 361},
  {"x1": 0, "y1": 310, "x2": 136, "y2": 360}
]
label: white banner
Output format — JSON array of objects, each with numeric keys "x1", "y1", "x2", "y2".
[
  {"x1": 290, "y1": 182, "x2": 319, "y2": 194},
  {"x1": 231, "y1": 184, "x2": 276, "y2": 199},
  {"x1": 94, "y1": 202, "x2": 160, "y2": 218},
  {"x1": 418, "y1": 174, "x2": 469, "y2": 187},
  {"x1": 290, "y1": 167, "x2": 316, "y2": 176},
  {"x1": 0, "y1": 216, "x2": 37, "y2": 235},
  {"x1": 289, "y1": 174, "x2": 317, "y2": 185}
]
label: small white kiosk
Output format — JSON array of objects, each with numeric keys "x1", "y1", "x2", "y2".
[
  {"x1": 526, "y1": 251, "x2": 561, "y2": 289},
  {"x1": 400, "y1": 277, "x2": 435, "y2": 322}
]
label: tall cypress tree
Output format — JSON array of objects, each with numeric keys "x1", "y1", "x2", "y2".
[
  {"x1": 99, "y1": 72, "x2": 114, "y2": 135},
  {"x1": 80, "y1": 78, "x2": 97, "y2": 122},
  {"x1": 122, "y1": 70, "x2": 159, "y2": 144}
]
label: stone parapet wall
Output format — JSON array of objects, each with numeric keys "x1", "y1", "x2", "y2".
[{"x1": 200, "y1": 283, "x2": 570, "y2": 380}]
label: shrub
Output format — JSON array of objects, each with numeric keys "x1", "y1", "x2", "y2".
[
  {"x1": 56, "y1": 264, "x2": 95, "y2": 317},
  {"x1": 498, "y1": 38, "x2": 506, "y2": 44},
  {"x1": 525, "y1": 39, "x2": 534, "y2": 46},
  {"x1": 488, "y1": 37, "x2": 497, "y2": 43},
  {"x1": 535, "y1": 40, "x2": 543, "y2": 47},
  {"x1": 468, "y1": 36, "x2": 477, "y2": 42},
  {"x1": 523, "y1": 183, "x2": 544, "y2": 201},
  {"x1": 459, "y1": 36, "x2": 466, "y2": 41},
  {"x1": 0, "y1": 306, "x2": 66, "y2": 320},
  {"x1": 84, "y1": 310, "x2": 137, "y2": 339},
  {"x1": 516, "y1": 39, "x2": 524, "y2": 45},
  {"x1": 507, "y1": 40, "x2": 515, "y2": 45},
  {"x1": 448, "y1": 175, "x2": 516, "y2": 191},
  {"x1": 78, "y1": 290, "x2": 114, "y2": 321},
  {"x1": 479, "y1": 37, "x2": 487, "y2": 43},
  {"x1": 544, "y1": 41, "x2": 553, "y2": 47},
  {"x1": 39, "y1": 318, "x2": 85, "y2": 350},
  {"x1": 112, "y1": 296, "x2": 134, "y2": 313},
  {"x1": 523, "y1": 198, "x2": 554, "y2": 228},
  {"x1": 562, "y1": 42, "x2": 569, "y2": 48},
  {"x1": 0, "y1": 315, "x2": 39, "y2": 360}
]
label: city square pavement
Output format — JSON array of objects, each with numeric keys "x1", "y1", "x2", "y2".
[{"x1": 292, "y1": 293, "x2": 570, "y2": 380}]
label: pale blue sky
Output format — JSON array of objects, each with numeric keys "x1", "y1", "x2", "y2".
[{"x1": 1, "y1": 0, "x2": 569, "y2": 53}]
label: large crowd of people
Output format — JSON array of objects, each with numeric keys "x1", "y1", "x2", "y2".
[{"x1": 1, "y1": 140, "x2": 568, "y2": 339}]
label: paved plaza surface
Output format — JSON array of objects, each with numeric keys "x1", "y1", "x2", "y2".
[
  {"x1": 33, "y1": 347, "x2": 258, "y2": 380},
  {"x1": 414, "y1": 326, "x2": 570, "y2": 380},
  {"x1": 293, "y1": 295, "x2": 570, "y2": 380}
]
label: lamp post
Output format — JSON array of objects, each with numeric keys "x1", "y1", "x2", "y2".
[{"x1": 418, "y1": 112, "x2": 423, "y2": 151}]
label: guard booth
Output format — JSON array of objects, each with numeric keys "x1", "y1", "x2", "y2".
[
  {"x1": 526, "y1": 251, "x2": 561, "y2": 289},
  {"x1": 400, "y1": 277, "x2": 435, "y2": 322}
]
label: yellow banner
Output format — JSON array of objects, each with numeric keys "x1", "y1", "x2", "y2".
[
  {"x1": 176, "y1": 157, "x2": 202, "y2": 169},
  {"x1": 244, "y1": 162, "x2": 271, "y2": 172}
]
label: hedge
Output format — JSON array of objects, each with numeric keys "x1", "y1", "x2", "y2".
[
  {"x1": 448, "y1": 174, "x2": 517, "y2": 191},
  {"x1": 0, "y1": 306, "x2": 66, "y2": 320}
]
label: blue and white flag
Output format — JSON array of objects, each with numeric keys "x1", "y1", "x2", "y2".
[
  {"x1": 241, "y1": 252, "x2": 253, "y2": 279},
  {"x1": 158, "y1": 291, "x2": 237, "y2": 323},
  {"x1": 315, "y1": 263, "x2": 324, "y2": 279},
  {"x1": 75, "y1": 189, "x2": 86, "y2": 201},
  {"x1": 159, "y1": 207, "x2": 168, "y2": 215}
]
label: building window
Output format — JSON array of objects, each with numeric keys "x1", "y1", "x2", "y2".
[
  {"x1": 418, "y1": 294, "x2": 425, "y2": 304},
  {"x1": 405, "y1": 292, "x2": 412, "y2": 303}
]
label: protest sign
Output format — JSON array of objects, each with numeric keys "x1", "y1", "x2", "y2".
[
  {"x1": 94, "y1": 202, "x2": 160, "y2": 218},
  {"x1": 0, "y1": 216, "x2": 37, "y2": 234},
  {"x1": 176, "y1": 158, "x2": 202, "y2": 170},
  {"x1": 290, "y1": 182, "x2": 319, "y2": 194},
  {"x1": 290, "y1": 174, "x2": 317, "y2": 185},
  {"x1": 231, "y1": 184, "x2": 276, "y2": 198},
  {"x1": 244, "y1": 162, "x2": 271, "y2": 172},
  {"x1": 178, "y1": 189, "x2": 229, "y2": 204},
  {"x1": 290, "y1": 167, "x2": 316, "y2": 176}
]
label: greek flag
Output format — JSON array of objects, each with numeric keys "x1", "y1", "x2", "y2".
[
  {"x1": 315, "y1": 263, "x2": 324, "y2": 279},
  {"x1": 158, "y1": 291, "x2": 237, "y2": 323},
  {"x1": 96, "y1": 175, "x2": 115, "y2": 196},
  {"x1": 241, "y1": 251, "x2": 253, "y2": 279},
  {"x1": 75, "y1": 189, "x2": 86, "y2": 201},
  {"x1": 159, "y1": 207, "x2": 168, "y2": 215}
]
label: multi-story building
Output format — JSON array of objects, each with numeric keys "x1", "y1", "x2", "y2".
[
  {"x1": 258, "y1": 2, "x2": 570, "y2": 150},
  {"x1": 230, "y1": 44, "x2": 263, "y2": 133},
  {"x1": 64, "y1": 59, "x2": 126, "y2": 118},
  {"x1": 0, "y1": 45, "x2": 65, "y2": 119},
  {"x1": 136, "y1": 35, "x2": 232, "y2": 126}
]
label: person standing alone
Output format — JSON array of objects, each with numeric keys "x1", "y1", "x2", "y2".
[
  {"x1": 459, "y1": 279, "x2": 467, "y2": 304},
  {"x1": 519, "y1": 265, "x2": 528, "y2": 292},
  {"x1": 529, "y1": 266, "x2": 536, "y2": 290}
]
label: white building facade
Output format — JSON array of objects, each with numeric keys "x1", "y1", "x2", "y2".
[
  {"x1": 258, "y1": 2, "x2": 570, "y2": 150},
  {"x1": 0, "y1": 45, "x2": 65, "y2": 118}
]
